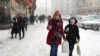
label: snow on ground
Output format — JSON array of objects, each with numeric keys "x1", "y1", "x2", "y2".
[{"x1": 0, "y1": 21, "x2": 100, "y2": 56}]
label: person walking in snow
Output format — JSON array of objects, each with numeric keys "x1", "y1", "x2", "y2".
[
  {"x1": 46, "y1": 10, "x2": 65, "y2": 56},
  {"x1": 11, "y1": 16, "x2": 19, "y2": 39},
  {"x1": 17, "y1": 13, "x2": 25, "y2": 40},
  {"x1": 64, "y1": 17, "x2": 80, "y2": 56},
  {"x1": 24, "y1": 15, "x2": 29, "y2": 31},
  {"x1": 35, "y1": 15, "x2": 39, "y2": 23},
  {"x1": 30, "y1": 15, "x2": 35, "y2": 25},
  {"x1": 39, "y1": 15, "x2": 42, "y2": 23}
]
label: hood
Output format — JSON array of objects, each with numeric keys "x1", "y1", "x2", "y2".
[{"x1": 68, "y1": 17, "x2": 78, "y2": 24}]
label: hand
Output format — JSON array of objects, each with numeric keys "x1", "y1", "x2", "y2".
[{"x1": 48, "y1": 25, "x2": 52, "y2": 30}]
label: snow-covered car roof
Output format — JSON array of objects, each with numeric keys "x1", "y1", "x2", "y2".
[{"x1": 82, "y1": 20, "x2": 100, "y2": 24}]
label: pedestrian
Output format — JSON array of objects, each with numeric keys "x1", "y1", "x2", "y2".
[
  {"x1": 41, "y1": 14, "x2": 46, "y2": 23},
  {"x1": 11, "y1": 16, "x2": 19, "y2": 39},
  {"x1": 46, "y1": 10, "x2": 65, "y2": 56},
  {"x1": 17, "y1": 13, "x2": 25, "y2": 40},
  {"x1": 48, "y1": 15, "x2": 51, "y2": 21},
  {"x1": 64, "y1": 17, "x2": 80, "y2": 56},
  {"x1": 39, "y1": 15, "x2": 42, "y2": 23},
  {"x1": 30, "y1": 15, "x2": 34, "y2": 25},
  {"x1": 24, "y1": 15, "x2": 29, "y2": 31},
  {"x1": 35, "y1": 15, "x2": 39, "y2": 23}
]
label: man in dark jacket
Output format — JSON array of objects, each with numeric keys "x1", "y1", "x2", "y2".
[
  {"x1": 17, "y1": 13, "x2": 25, "y2": 40},
  {"x1": 39, "y1": 15, "x2": 42, "y2": 23},
  {"x1": 64, "y1": 17, "x2": 80, "y2": 56},
  {"x1": 11, "y1": 16, "x2": 18, "y2": 39},
  {"x1": 24, "y1": 15, "x2": 29, "y2": 31},
  {"x1": 30, "y1": 15, "x2": 34, "y2": 25}
]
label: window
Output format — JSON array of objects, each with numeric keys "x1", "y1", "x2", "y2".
[{"x1": 0, "y1": 0, "x2": 11, "y2": 25}]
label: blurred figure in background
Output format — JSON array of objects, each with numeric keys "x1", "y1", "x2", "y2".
[
  {"x1": 41, "y1": 14, "x2": 46, "y2": 23},
  {"x1": 39, "y1": 15, "x2": 42, "y2": 23},
  {"x1": 24, "y1": 15, "x2": 29, "y2": 31},
  {"x1": 35, "y1": 15, "x2": 39, "y2": 23},
  {"x1": 30, "y1": 15, "x2": 35, "y2": 25},
  {"x1": 39, "y1": 14, "x2": 46, "y2": 23},
  {"x1": 48, "y1": 15, "x2": 51, "y2": 21},
  {"x1": 17, "y1": 13, "x2": 25, "y2": 40},
  {"x1": 11, "y1": 15, "x2": 19, "y2": 39}
]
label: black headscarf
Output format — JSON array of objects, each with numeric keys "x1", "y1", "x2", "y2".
[{"x1": 68, "y1": 17, "x2": 78, "y2": 24}]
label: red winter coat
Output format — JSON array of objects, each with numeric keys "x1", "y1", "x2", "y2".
[{"x1": 46, "y1": 19, "x2": 64, "y2": 45}]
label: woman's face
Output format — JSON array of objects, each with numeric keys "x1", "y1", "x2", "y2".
[
  {"x1": 70, "y1": 19, "x2": 75, "y2": 25},
  {"x1": 55, "y1": 14, "x2": 61, "y2": 20}
]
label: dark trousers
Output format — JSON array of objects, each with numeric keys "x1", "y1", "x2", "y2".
[
  {"x1": 19, "y1": 27, "x2": 25, "y2": 40},
  {"x1": 69, "y1": 44, "x2": 75, "y2": 56},
  {"x1": 50, "y1": 43, "x2": 58, "y2": 56},
  {"x1": 11, "y1": 27, "x2": 18, "y2": 39},
  {"x1": 11, "y1": 33, "x2": 17, "y2": 38},
  {"x1": 25, "y1": 24, "x2": 28, "y2": 31}
]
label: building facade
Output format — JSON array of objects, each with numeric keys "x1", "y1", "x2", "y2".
[
  {"x1": 0, "y1": 0, "x2": 36, "y2": 25},
  {"x1": 51, "y1": 0, "x2": 78, "y2": 15},
  {"x1": 52, "y1": 0, "x2": 100, "y2": 15},
  {"x1": 0, "y1": 0, "x2": 11, "y2": 25},
  {"x1": 76, "y1": 0, "x2": 100, "y2": 15}
]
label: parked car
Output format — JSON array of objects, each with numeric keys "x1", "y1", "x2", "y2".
[
  {"x1": 77, "y1": 15, "x2": 100, "y2": 30},
  {"x1": 62, "y1": 15, "x2": 71, "y2": 21}
]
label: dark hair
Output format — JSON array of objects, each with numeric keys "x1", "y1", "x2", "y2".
[{"x1": 68, "y1": 17, "x2": 78, "y2": 24}]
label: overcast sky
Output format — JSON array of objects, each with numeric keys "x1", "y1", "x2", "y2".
[{"x1": 35, "y1": 0, "x2": 52, "y2": 15}]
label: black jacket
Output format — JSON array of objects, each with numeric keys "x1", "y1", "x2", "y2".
[
  {"x1": 64, "y1": 24, "x2": 80, "y2": 44},
  {"x1": 17, "y1": 17, "x2": 25, "y2": 28},
  {"x1": 11, "y1": 17, "x2": 19, "y2": 34},
  {"x1": 12, "y1": 18, "x2": 18, "y2": 28}
]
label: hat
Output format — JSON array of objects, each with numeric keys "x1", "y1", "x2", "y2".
[
  {"x1": 53, "y1": 10, "x2": 62, "y2": 19},
  {"x1": 54, "y1": 10, "x2": 60, "y2": 15}
]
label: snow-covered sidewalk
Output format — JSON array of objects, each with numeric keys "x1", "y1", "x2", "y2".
[{"x1": 0, "y1": 21, "x2": 100, "y2": 56}]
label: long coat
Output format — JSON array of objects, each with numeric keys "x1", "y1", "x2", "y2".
[{"x1": 46, "y1": 19, "x2": 64, "y2": 45}]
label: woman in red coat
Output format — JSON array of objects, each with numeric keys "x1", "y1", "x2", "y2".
[{"x1": 46, "y1": 10, "x2": 65, "y2": 56}]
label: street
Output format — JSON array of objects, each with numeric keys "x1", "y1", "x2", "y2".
[{"x1": 0, "y1": 21, "x2": 100, "y2": 56}]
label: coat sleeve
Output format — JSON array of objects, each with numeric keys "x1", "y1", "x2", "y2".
[
  {"x1": 64, "y1": 26, "x2": 67, "y2": 34},
  {"x1": 47, "y1": 20, "x2": 52, "y2": 30},
  {"x1": 76, "y1": 25, "x2": 80, "y2": 40},
  {"x1": 64, "y1": 25, "x2": 69, "y2": 34}
]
